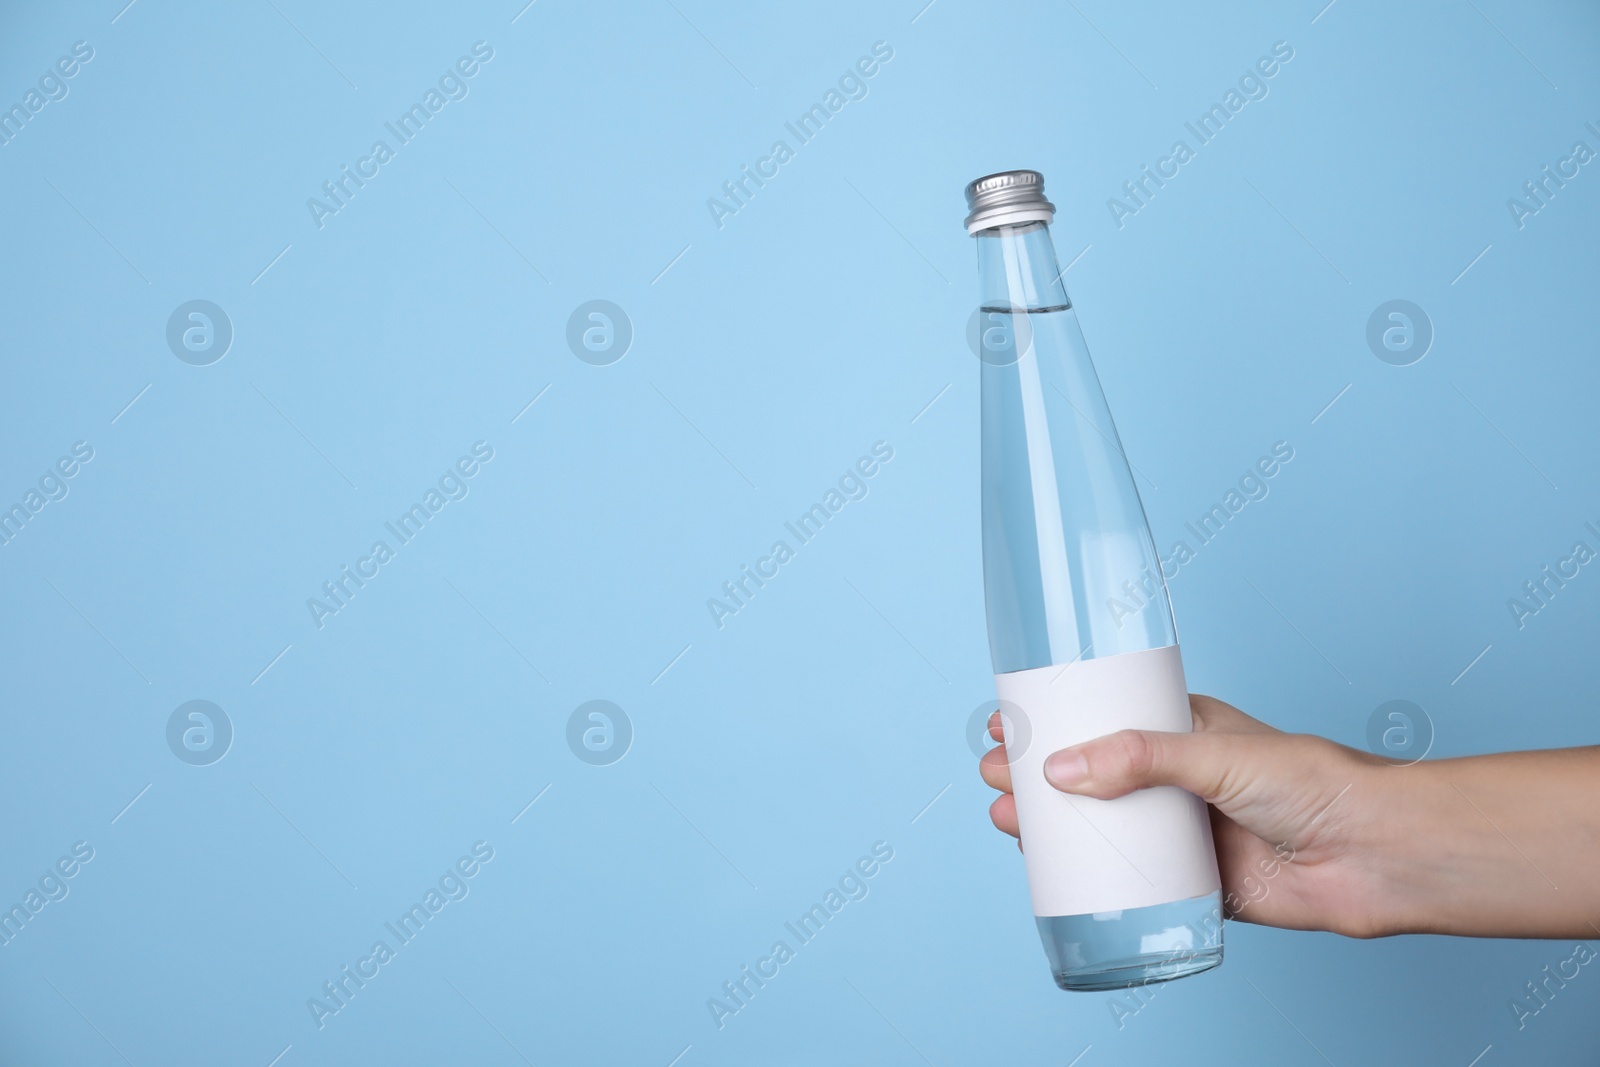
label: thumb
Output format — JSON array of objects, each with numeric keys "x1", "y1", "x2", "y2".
[{"x1": 1042, "y1": 727, "x2": 1284, "y2": 807}]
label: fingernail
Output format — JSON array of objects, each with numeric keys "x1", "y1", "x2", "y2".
[{"x1": 1044, "y1": 750, "x2": 1088, "y2": 790}]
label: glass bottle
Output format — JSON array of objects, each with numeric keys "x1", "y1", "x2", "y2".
[{"x1": 968, "y1": 170, "x2": 1223, "y2": 992}]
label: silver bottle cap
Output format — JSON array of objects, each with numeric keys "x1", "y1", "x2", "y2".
[{"x1": 963, "y1": 170, "x2": 1055, "y2": 235}]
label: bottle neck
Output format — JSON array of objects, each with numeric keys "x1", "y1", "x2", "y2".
[{"x1": 974, "y1": 221, "x2": 1070, "y2": 312}]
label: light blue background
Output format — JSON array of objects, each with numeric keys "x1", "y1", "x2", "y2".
[{"x1": 2, "y1": 0, "x2": 1598, "y2": 1063}]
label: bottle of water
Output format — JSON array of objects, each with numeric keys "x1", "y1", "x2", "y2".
[{"x1": 967, "y1": 171, "x2": 1223, "y2": 991}]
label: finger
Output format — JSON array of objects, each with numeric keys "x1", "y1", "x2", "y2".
[
  {"x1": 1208, "y1": 807, "x2": 1286, "y2": 924},
  {"x1": 979, "y1": 744, "x2": 1012, "y2": 793},
  {"x1": 989, "y1": 793, "x2": 1018, "y2": 838},
  {"x1": 988, "y1": 710, "x2": 1004, "y2": 742},
  {"x1": 1041, "y1": 727, "x2": 1293, "y2": 807}
]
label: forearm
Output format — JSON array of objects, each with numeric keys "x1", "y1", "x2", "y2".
[{"x1": 1376, "y1": 747, "x2": 1600, "y2": 938}]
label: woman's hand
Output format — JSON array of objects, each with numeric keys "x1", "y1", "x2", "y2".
[{"x1": 978, "y1": 694, "x2": 1600, "y2": 939}]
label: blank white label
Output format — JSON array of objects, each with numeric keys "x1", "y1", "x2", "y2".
[{"x1": 995, "y1": 644, "x2": 1221, "y2": 917}]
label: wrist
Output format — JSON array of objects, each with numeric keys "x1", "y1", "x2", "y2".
[
  {"x1": 1357, "y1": 757, "x2": 1481, "y2": 936},
  {"x1": 1298, "y1": 753, "x2": 1446, "y2": 939},
  {"x1": 1365, "y1": 753, "x2": 1584, "y2": 938}
]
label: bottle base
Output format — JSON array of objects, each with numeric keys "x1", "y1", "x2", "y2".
[
  {"x1": 1036, "y1": 890, "x2": 1224, "y2": 992},
  {"x1": 1049, "y1": 946, "x2": 1223, "y2": 992}
]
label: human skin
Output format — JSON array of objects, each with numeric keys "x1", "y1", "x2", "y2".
[{"x1": 978, "y1": 695, "x2": 1600, "y2": 940}]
